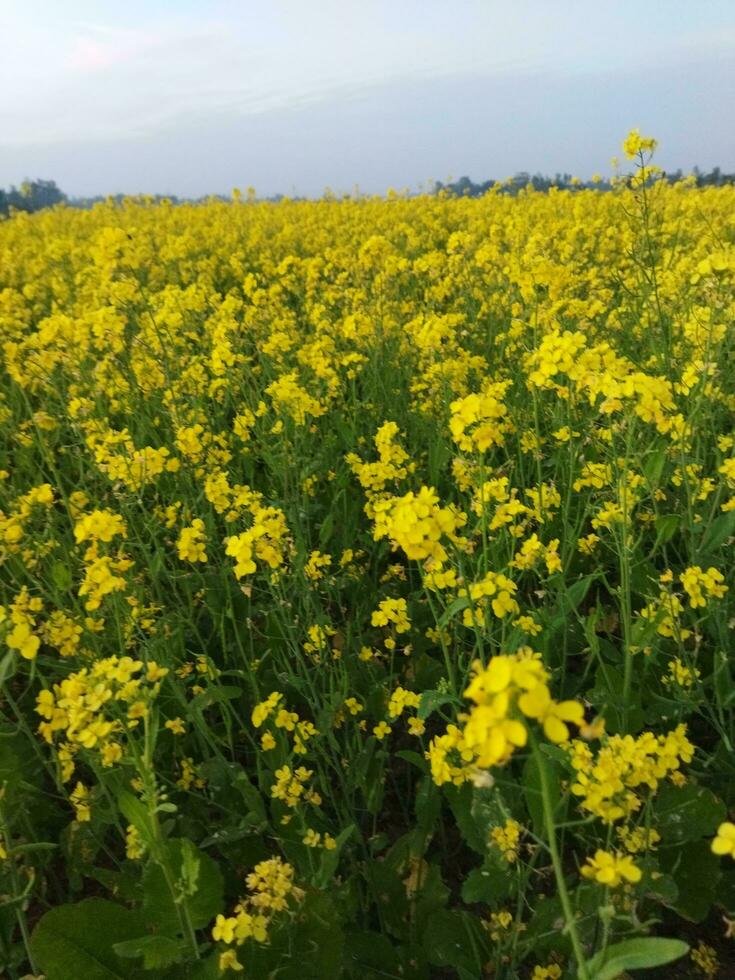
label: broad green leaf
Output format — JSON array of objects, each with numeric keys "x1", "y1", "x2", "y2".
[
  {"x1": 394, "y1": 749, "x2": 427, "y2": 771},
  {"x1": 460, "y1": 860, "x2": 511, "y2": 904},
  {"x1": 117, "y1": 790, "x2": 155, "y2": 849},
  {"x1": 114, "y1": 934, "x2": 185, "y2": 970},
  {"x1": 659, "y1": 840, "x2": 720, "y2": 922},
  {"x1": 180, "y1": 838, "x2": 201, "y2": 897},
  {"x1": 342, "y1": 930, "x2": 403, "y2": 979},
  {"x1": 654, "y1": 513, "x2": 680, "y2": 547},
  {"x1": 143, "y1": 838, "x2": 223, "y2": 935},
  {"x1": 584, "y1": 936, "x2": 688, "y2": 979},
  {"x1": 241, "y1": 888, "x2": 344, "y2": 979},
  {"x1": 51, "y1": 560, "x2": 73, "y2": 590},
  {"x1": 654, "y1": 782, "x2": 726, "y2": 843},
  {"x1": 30, "y1": 899, "x2": 147, "y2": 980},
  {"x1": 230, "y1": 767, "x2": 267, "y2": 824},
  {"x1": 701, "y1": 511, "x2": 735, "y2": 554},
  {"x1": 438, "y1": 595, "x2": 471, "y2": 627},
  {"x1": 418, "y1": 689, "x2": 458, "y2": 721},
  {"x1": 565, "y1": 574, "x2": 598, "y2": 610},
  {"x1": 445, "y1": 784, "x2": 486, "y2": 854},
  {"x1": 422, "y1": 909, "x2": 488, "y2": 974},
  {"x1": 643, "y1": 448, "x2": 667, "y2": 487}
]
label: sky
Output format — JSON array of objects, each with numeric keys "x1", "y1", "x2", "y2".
[{"x1": 1, "y1": 0, "x2": 734, "y2": 198}]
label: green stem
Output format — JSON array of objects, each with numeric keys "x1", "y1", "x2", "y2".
[
  {"x1": 531, "y1": 737, "x2": 590, "y2": 980},
  {"x1": 0, "y1": 802, "x2": 38, "y2": 976}
]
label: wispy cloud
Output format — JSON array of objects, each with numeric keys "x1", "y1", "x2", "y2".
[{"x1": 0, "y1": 0, "x2": 732, "y2": 192}]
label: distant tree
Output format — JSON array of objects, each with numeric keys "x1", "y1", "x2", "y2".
[{"x1": 0, "y1": 178, "x2": 66, "y2": 215}]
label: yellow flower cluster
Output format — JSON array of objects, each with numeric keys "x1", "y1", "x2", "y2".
[
  {"x1": 680, "y1": 565, "x2": 728, "y2": 609},
  {"x1": 511, "y1": 533, "x2": 562, "y2": 574},
  {"x1": 225, "y1": 503, "x2": 289, "y2": 578},
  {"x1": 449, "y1": 381, "x2": 513, "y2": 452},
  {"x1": 570, "y1": 725, "x2": 694, "y2": 823},
  {"x1": 663, "y1": 657, "x2": 700, "y2": 690},
  {"x1": 212, "y1": 857, "x2": 304, "y2": 972},
  {"x1": 85, "y1": 426, "x2": 179, "y2": 491},
  {"x1": 40, "y1": 610, "x2": 83, "y2": 658},
  {"x1": 0, "y1": 482, "x2": 54, "y2": 563},
  {"x1": 270, "y1": 765, "x2": 321, "y2": 809},
  {"x1": 176, "y1": 518, "x2": 208, "y2": 562},
  {"x1": 490, "y1": 818, "x2": 522, "y2": 862},
  {"x1": 74, "y1": 509, "x2": 127, "y2": 545},
  {"x1": 35, "y1": 656, "x2": 168, "y2": 782},
  {"x1": 460, "y1": 570, "x2": 521, "y2": 624},
  {"x1": 622, "y1": 128, "x2": 658, "y2": 159},
  {"x1": 428, "y1": 651, "x2": 584, "y2": 784},
  {"x1": 347, "y1": 421, "x2": 409, "y2": 494},
  {"x1": 303, "y1": 549, "x2": 331, "y2": 580},
  {"x1": 251, "y1": 691, "x2": 319, "y2": 755},
  {"x1": 372, "y1": 486, "x2": 466, "y2": 568},
  {"x1": 78, "y1": 552, "x2": 133, "y2": 612},
  {"x1": 581, "y1": 849, "x2": 641, "y2": 888},
  {"x1": 387, "y1": 686, "x2": 421, "y2": 718},
  {"x1": 371, "y1": 597, "x2": 411, "y2": 633},
  {"x1": 3, "y1": 587, "x2": 43, "y2": 660},
  {"x1": 531, "y1": 966, "x2": 562, "y2": 980}
]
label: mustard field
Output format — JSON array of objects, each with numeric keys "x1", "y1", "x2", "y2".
[{"x1": 1, "y1": 133, "x2": 735, "y2": 979}]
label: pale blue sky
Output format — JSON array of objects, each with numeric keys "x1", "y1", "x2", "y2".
[{"x1": 1, "y1": 0, "x2": 733, "y2": 196}]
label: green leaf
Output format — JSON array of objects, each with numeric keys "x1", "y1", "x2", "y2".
[
  {"x1": 114, "y1": 934, "x2": 185, "y2": 970},
  {"x1": 342, "y1": 930, "x2": 402, "y2": 979},
  {"x1": 30, "y1": 898, "x2": 147, "y2": 980},
  {"x1": 394, "y1": 749, "x2": 427, "y2": 771},
  {"x1": 643, "y1": 448, "x2": 667, "y2": 487},
  {"x1": 0, "y1": 738, "x2": 22, "y2": 793},
  {"x1": 143, "y1": 838, "x2": 223, "y2": 935},
  {"x1": 190, "y1": 685, "x2": 244, "y2": 709},
  {"x1": 180, "y1": 838, "x2": 201, "y2": 897},
  {"x1": 545, "y1": 575, "x2": 598, "y2": 644},
  {"x1": 714, "y1": 650, "x2": 735, "y2": 710},
  {"x1": 117, "y1": 790, "x2": 155, "y2": 849},
  {"x1": 414, "y1": 775, "x2": 441, "y2": 838},
  {"x1": 315, "y1": 824, "x2": 354, "y2": 888},
  {"x1": 445, "y1": 784, "x2": 485, "y2": 854},
  {"x1": 319, "y1": 511, "x2": 334, "y2": 548},
  {"x1": 659, "y1": 840, "x2": 721, "y2": 922},
  {"x1": 584, "y1": 936, "x2": 689, "y2": 979},
  {"x1": 522, "y1": 751, "x2": 562, "y2": 835},
  {"x1": 51, "y1": 560, "x2": 73, "y2": 590},
  {"x1": 438, "y1": 595, "x2": 470, "y2": 627},
  {"x1": 241, "y1": 888, "x2": 344, "y2": 979},
  {"x1": 700, "y1": 511, "x2": 735, "y2": 555},
  {"x1": 654, "y1": 782, "x2": 726, "y2": 843},
  {"x1": 230, "y1": 767, "x2": 267, "y2": 824},
  {"x1": 422, "y1": 909, "x2": 488, "y2": 973},
  {"x1": 418, "y1": 689, "x2": 458, "y2": 721},
  {"x1": 0, "y1": 649, "x2": 17, "y2": 687},
  {"x1": 565, "y1": 574, "x2": 598, "y2": 610},
  {"x1": 461, "y1": 859, "x2": 511, "y2": 904},
  {"x1": 364, "y1": 861, "x2": 410, "y2": 939},
  {"x1": 654, "y1": 513, "x2": 680, "y2": 548}
]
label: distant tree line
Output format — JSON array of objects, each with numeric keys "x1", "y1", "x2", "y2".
[
  {"x1": 1, "y1": 167, "x2": 734, "y2": 215},
  {"x1": 434, "y1": 166, "x2": 735, "y2": 198},
  {"x1": 0, "y1": 179, "x2": 66, "y2": 215}
]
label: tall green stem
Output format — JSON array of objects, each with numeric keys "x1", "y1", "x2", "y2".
[{"x1": 531, "y1": 738, "x2": 590, "y2": 980}]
